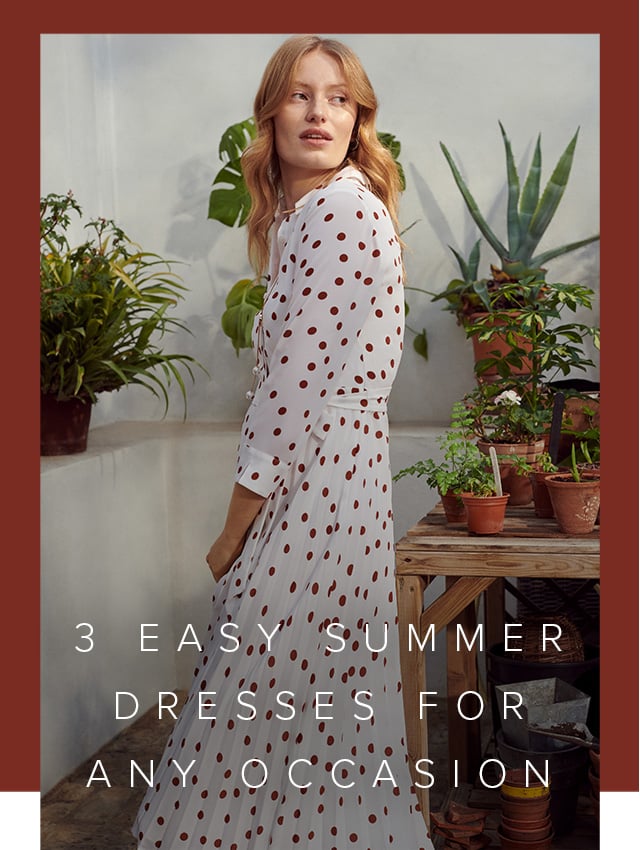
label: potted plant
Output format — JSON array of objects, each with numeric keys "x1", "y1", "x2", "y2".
[
  {"x1": 545, "y1": 444, "x2": 600, "y2": 535},
  {"x1": 462, "y1": 384, "x2": 550, "y2": 505},
  {"x1": 431, "y1": 122, "x2": 600, "y2": 330},
  {"x1": 41, "y1": 191, "x2": 204, "y2": 455},
  {"x1": 511, "y1": 451, "x2": 559, "y2": 518},
  {"x1": 393, "y1": 401, "x2": 484, "y2": 522},
  {"x1": 458, "y1": 453, "x2": 510, "y2": 535},
  {"x1": 394, "y1": 401, "x2": 509, "y2": 533}
]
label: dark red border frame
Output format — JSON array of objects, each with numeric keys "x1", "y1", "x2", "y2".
[{"x1": 3, "y1": 4, "x2": 637, "y2": 795}]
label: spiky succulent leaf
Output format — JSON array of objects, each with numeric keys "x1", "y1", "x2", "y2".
[
  {"x1": 449, "y1": 239, "x2": 481, "y2": 284},
  {"x1": 440, "y1": 142, "x2": 508, "y2": 261},
  {"x1": 499, "y1": 122, "x2": 522, "y2": 258},
  {"x1": 532, "y1": 234, "x2": 600, "y2": 269},
  {"x1": 518, "y1": 133, "x2": 542, "y2": 238},
  {"x1": 518, "y1": 128, "x2": 580, "y2": 263}
]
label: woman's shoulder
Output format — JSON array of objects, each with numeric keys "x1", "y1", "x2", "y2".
[{"x1": 304, "y1": 166, "x2": 392, "y2": 226}]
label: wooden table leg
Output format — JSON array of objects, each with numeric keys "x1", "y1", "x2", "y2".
[
  {"x1": 395, "y1": 573, "x2": 430, "y2": 823},
  {"x1": 485, "y1": 577, "x2": 505, "y2": 652},
  {"x1": 446, "y1": 577, "x2": 483, "y2": 787}
]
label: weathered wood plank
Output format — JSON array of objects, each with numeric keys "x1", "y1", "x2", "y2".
[
  {"x1": 421, "y1": 577, "x2": 496, "y2": 636},
  {"x1": 397, "y1": 551, "x2": 599, "y2": 578},
  {"x1": 395, "y1": 573, "x2": 430, "y2": 820}
]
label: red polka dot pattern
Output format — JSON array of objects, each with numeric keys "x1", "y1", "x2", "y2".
[{"x1": 132, "y1": 166, "x2": 432, "y2": 849}]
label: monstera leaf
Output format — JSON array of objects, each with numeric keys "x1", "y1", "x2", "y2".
[{"x1": 220, "y1": 277, "x2": 267, "y2": 354}]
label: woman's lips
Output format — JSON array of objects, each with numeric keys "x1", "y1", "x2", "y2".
[{"x1": 299, "y1": 131, "x2": 333, "y2": 143}]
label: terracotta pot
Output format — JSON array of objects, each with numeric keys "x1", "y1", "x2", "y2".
[
  {"x1": 500, "y1": 815, "x2": 552, "y2": 842},
  {"x1": 502, "y1": 814, "x2": 550, "y2": 831},
  {"x1": 41, "y1": 393, "x2": 93, "y2": 456},
  {"x1": 478, "y1": 440, "x2": 545, "y2": 506},
  {"x1": 467, "y1": 311, "x2": 533, "y2": 383},
  {"x1": 529, "y1": 470, "x2": 556, "y2": 518},
  {"x1": 502, "y1": 768, "x2": 550, "y2": 799},
  {"x1": 439, "y1": 489, "x2": 467, "y2": 523},
  {"x1": 500, "y1": 792, "x2": 550, "y2": 823},
  {"x1": 497, "y1": 824, "x2": 553, "y2": 849},
  {"x1": 460, "y1": 493, "x2": 510, "y2": 535},
  {"x1": 545, "y1": 472, "x2": 601, "y2": 535},
  {"x1": 555, "y1": 393, "x2": 600, "y2": 463}
]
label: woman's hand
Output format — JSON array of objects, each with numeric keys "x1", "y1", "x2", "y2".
[
  {"x1": 206, "y1": 533, "x2": 245, "y2": 583},
  {"x1": 205, "y1": 483, "x2": 266, "y2": 583}
]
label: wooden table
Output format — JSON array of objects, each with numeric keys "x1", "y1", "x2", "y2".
[{"x1": 394, "y1": 504, "x2": 600, "y2": 822}]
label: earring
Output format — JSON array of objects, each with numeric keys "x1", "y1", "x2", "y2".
[{"x1": 349, "y1": 135, "x2": 359, "y2": 152}]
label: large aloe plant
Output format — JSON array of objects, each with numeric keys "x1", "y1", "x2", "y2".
[
  {"x1": 208, "y1": 118, "x2": 409, "y2": 354},
  {"x1": 440, "y1": 121, "x2": 600, "y2": 281},
  {"x1": 431, "y1": 123, "x2": 600, "y2": 327}
]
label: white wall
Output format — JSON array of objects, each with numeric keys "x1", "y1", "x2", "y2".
[{"x1": 40, "y1": 33, "x2": 600, "y2": 429}]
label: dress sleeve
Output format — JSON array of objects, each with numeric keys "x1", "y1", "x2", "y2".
[{"x1": 234, "y1": 185, "x2": 402, "y2": 498}]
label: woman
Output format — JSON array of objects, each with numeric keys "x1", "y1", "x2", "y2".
[{"x1": 133, "y1": 35, "x2": 433, "y2": 850}]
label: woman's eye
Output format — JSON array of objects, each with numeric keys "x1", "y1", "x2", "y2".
[
  {"x1": 331, "y1": 95, "x2": 348, "y2": 104},
  {"x1": 292, "y1": 91, "x2": 308, "y2": 101}
]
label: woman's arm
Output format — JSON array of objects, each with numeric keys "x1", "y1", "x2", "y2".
[{"x1": 206, "y1": 483, "x2": 266, "y2": 582}]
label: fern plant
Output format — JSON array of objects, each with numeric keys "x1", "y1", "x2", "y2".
[{"x1": 41, "y1": 191, "x2": 205, "y2": 416}]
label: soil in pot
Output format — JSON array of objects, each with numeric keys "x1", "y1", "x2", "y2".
[
  {"x1": 41, "y1": 393, "x2": 93, "y2": 456},
  {"x1": 460, "y1": 493, "x2": 510, "y2": 535},
  {"x1": 545, "y1": 472, "x2": 600, "y2": 535}
]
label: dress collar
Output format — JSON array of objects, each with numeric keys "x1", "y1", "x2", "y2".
[{"x1": 278, "y1": 164, "x2": 366, "y2": 220}]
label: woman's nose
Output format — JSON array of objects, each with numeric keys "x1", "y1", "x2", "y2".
[{"x1": 306, "y1": 99, "x2": 326, "y2": 122}]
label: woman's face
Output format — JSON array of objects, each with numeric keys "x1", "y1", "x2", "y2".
[{"x1": 273, "y1": 50, "x2": 358, "y2": 198}]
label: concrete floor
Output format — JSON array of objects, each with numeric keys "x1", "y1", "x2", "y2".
[{"x1": 41, "y1": 695, "x2": 598, "y2": 849}]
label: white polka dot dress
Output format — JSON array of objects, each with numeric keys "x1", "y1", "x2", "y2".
[{"x1": 132, "y1": 166, "x2": 434, "y2": 849}]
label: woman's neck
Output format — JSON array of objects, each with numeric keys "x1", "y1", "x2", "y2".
[{"x1": 280, "y1": 163, "x2": 350, "y2": 210}]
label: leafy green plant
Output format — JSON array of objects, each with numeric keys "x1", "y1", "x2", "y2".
[
  {"x1": 560, "y1": 404, "x2": 600, "y2": 466},
  {"x1": 208, "y1": 118, "x2": 412, "y2": 355},
  {"x1": 466, "y1": 274, "x2": 599, "y2": 420},
  {"x1": 511, "y1": 450, "x2": 559, "y2": 477},
  {"x1": 393, "y1": 401, "x2": 496, "y2": 495},
  {"x1": 462, "y1": 384, "x2": 551, "y2": 444},
  {"x1": 41, "y1": 191, "x2": 205, "y2": 416},
  {"x1": 432, "y1": 122, "x2": 600, "y2": 324}
]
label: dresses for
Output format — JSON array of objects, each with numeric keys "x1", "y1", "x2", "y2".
[{"x1": 133, "y1": 165, "x2": 433, "y2": 849}]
